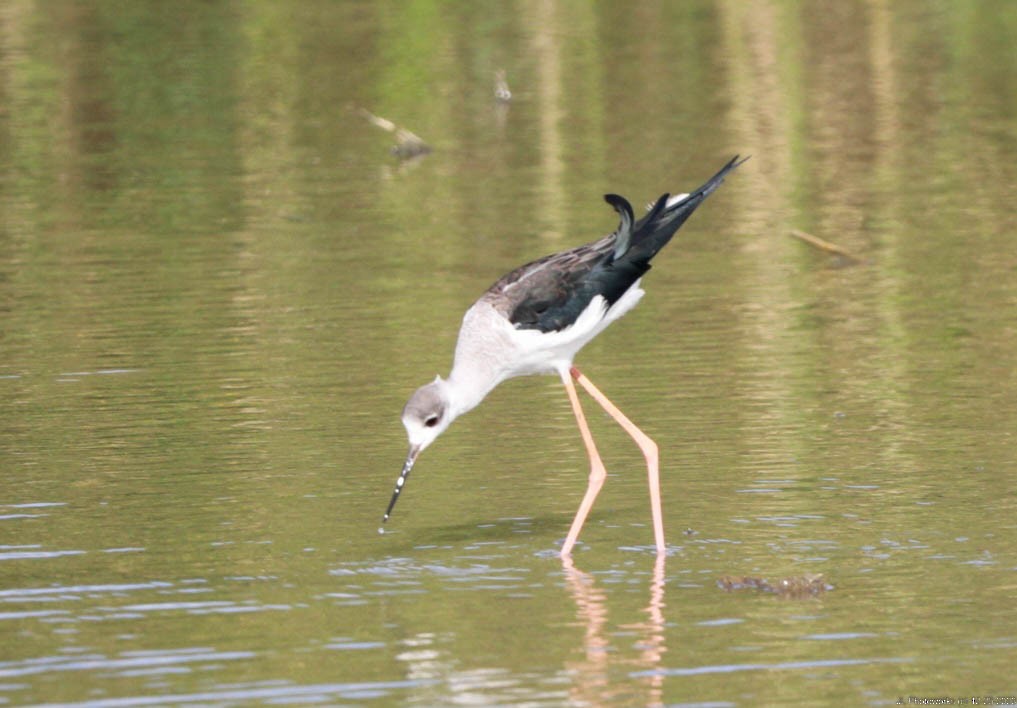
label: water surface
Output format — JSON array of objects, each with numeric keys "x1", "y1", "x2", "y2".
[{"x1": 2, "y1": 2, "x2": 1016, "y2": 705}]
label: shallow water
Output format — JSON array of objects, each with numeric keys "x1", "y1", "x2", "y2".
[{"x1": 2, "y1": 2, "x2": 1017, "y2": 706}]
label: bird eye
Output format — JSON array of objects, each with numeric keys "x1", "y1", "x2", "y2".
[{"x1": 424, "y1": 415, "x2": 440, "y2": 428}]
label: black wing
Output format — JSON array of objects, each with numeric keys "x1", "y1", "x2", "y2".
[
  {"x1": 481, "y1": 234, "x2": 642, "y2": 333},
  {"x1": 481, "y1": 156, "x2": 746, "y2": 333}
]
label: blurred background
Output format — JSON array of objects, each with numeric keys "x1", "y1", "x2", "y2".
[{"x1": 1, "y1": 1, "x2": 1015, "y2": 705}]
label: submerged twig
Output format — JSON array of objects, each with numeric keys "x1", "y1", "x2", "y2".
[
  {"x1": 494, "y1": 69, "x2": 512, "y2": 103},
  {"x1": 789, "y1": 229, "x2": 861, "y2": 264},
  {"x1": 357, "y1": 107, "x2": 431, "y2": 159}
]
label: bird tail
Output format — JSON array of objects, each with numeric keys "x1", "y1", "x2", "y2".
[{"x1": 612, "y1": 155, "x2": 747, "y2": 266}]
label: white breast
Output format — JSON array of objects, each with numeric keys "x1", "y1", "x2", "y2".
[{"x1": 453, "y1": 279, "x2": 645, "y2": 381}]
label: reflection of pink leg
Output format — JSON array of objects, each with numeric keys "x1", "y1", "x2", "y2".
[
  {"x1": 560, "y1": 369, "x2": 607, "y2": 558},
  {"x1": 571, "y1": 366, "x2": 666, "y2": 555}
]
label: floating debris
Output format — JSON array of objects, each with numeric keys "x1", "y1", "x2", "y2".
[
  {"x1": 718, "y1": 574, "x2": 833, "y2": 598},
  {"x1": 358, "y1": 108, "x2": 431, "y2": 159},
  {"x1": 494, "y1": 69, "x2": 512, "y2": 103},
  {"x1": 789, "y1": 229, "x2": 861, "y2": 266}
]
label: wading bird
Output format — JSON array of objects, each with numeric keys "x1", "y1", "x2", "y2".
[{"x1": 383, "y1": 156, "x2": 745, "y2": 556}]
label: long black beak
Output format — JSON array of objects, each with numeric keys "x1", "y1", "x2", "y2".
[{"x1": 383, "y1": 445, "x2": 420, "y2": 524}]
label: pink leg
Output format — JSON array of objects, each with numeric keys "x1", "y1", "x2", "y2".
[
  {"x1": 571, "y1": 366, "x2": 665, "y2": 555},
  {"x1": 559, "y1": 369, "x2": 608, "y2": 558}
]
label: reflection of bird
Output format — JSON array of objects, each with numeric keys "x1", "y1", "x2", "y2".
[
  {"x1": 563, "y1": 554, "x2": 667, "y2": 704},
  {"x1": 383, "y1": 156, "x2": 746, "y2": 556}
]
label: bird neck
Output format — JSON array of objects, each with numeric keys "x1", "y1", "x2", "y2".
[
  {"x1": 444, "y1": 365, "x2": 501, "y2": 420},
  {"x1": 444, "y1": 300, "x2": 510, "y2": 419}
]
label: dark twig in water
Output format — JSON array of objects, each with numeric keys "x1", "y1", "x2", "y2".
[
  {"x1": 789, "y1": 229, "x2": 861, "y2": 264},
  {"x1": 357, "y1": 107, "x2": 431, "y2": 159},
  {"x1": 718, "y1": 574, "x2": 833, "y2": 598}
]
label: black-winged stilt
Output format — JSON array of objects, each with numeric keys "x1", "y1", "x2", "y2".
[{"x1": 383, "y1": 156, "x2": 746, "y2": 557}]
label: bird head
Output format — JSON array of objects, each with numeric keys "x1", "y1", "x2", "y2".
[
  {"x1": 401, "y1": 376, "x2": 454, "y2": 452},
  {"x1": 382, "y1": 377, "x2": 454, "y2": 525}
]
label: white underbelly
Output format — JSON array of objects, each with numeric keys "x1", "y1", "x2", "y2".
[{"x1": 453, "y1": 280, "x2": 646, "y2": 381}]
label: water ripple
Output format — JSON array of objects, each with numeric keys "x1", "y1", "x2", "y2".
[
  {"x1": 0, "y1": 648, "x2": 255, "y2": 679},
  {"x1": 631, "y1": 656, "x2": 911, "y2": 678},
  {"x1": 29, "y1": 679, "x2": 439, "y2": 707}
]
